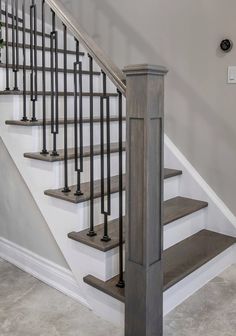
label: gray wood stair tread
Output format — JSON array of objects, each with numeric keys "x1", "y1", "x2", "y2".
[
  {"x1": 0, "y1": 63, "x2": 100, "y2": 75},
  {"x1": 44, "y1": 170, "x2": 183, "y2": 204},
  {"x1": 5, "y1": 116, "x2": 124, "y2": 127},
  {"x1": 83, "y1": 230, "x2": 236, "y2": 302},
  {"x1": 25, "y1": 137, "x2": 178, "y2": 164},
  {"x1": 0, "y1": 91, "x2": 118, "y2": 97},
  {"x1": 24, "y1": 142, "x2": 126, "y2": 162},
  {"x1": 68, "y1": 196, "x2": 207, "y2": 252}
]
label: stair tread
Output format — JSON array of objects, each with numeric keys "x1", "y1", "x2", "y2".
[
  {"x1": 83, "y1": 230, "x2": 236, "y2": 302},
  {"x1": 0, "y1": 63, "x2": 100, "y2": 75},
  {"x1": 0, "y1": 91, "x2": 117, "y2": 97},
  {"x1": 5, "y1": 116, "x2": 124, "y2": 127},
  {"x1": 24, "y1": 142, "x2": 126, "y2": 162},
  {"x1": 68, "y1": 195, "x2": 206, "y2": 252},
  {"x1": 44, "y1": 170, "x2": 183, "y2": 204}
]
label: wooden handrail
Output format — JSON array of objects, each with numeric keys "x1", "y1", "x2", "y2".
[{"x1": 45, "y1": 0, "x2": 127, "y2": 96}]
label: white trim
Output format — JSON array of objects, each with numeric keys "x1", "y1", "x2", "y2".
[
  {"x1": 164, "y1": 244, "x2": 236, "y2": 315},
  {"x1": 0, "y1": 237, "x2": 91, "y2": 310},
  {"x1": 164, "y1": 135, "x2": 236, "y2": 228},
  {"x1": 83, "y1": 244, "x2": 236, "y2": 326}
]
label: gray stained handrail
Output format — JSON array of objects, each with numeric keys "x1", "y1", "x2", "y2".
[{"x1": 45, "y1": 0, "x2": 127, "y2": 96}]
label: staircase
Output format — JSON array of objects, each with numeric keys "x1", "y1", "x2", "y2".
[{"x1": 0, "y1": 0, "x2": 235, "y2": 334}]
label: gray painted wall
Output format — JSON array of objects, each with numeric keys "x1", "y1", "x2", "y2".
[
  {"x1": 63, "y1": 0, "x2": 236, "y2": 215},
  {"x1": 0, "y1": 138, "x2": 69, "y2": 269}
]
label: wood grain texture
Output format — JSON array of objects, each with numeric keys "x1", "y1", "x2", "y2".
[
  {"x1": 68, "y1": 195, "x2": 206, "y2": 252},
  {"x1": 5, "y1": 116, "x2": 125, "y2": 127},
  {"x1": 24, "y1": 142, "x2": 126, "y2": 162},
  {"x1": 44, "y1": 169, "x2": 182, "y2": 204},
  {"x1": 124, "y1": 65, "x2": 167, "y2": 336},
  {"x1": 0, "y1": 91, "x2": 118, "y2": 97},
  {"x1": 83, "y1": 230, "x2": 236, "y2": 302}
]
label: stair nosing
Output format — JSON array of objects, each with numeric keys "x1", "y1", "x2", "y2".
[
  {"x1": 83, "y1": 230, "x2": 236, "y2": 302},
  {"x1": 44, "y1": 171, "x2": 184, "y2": 205},
  {"x1": 5, "y1": 116, "x2": 125, "y2": 127},
  {"x1": 68, "y1": 194, "x2": 207, "y2": 253},
  {"x1": 24, "y1": 142, "x2": 126, "y2": 162},
  {"x1": 0, "y1": 91, "x2": 118, "y2": 97}
]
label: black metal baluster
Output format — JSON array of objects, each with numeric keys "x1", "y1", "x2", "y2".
[
  {"x1": 40, "y1": 0, "x2": 48, "y2": 153},
  {"x1": 5, "y1": 0, "x2": 10, "y2": 90},
  {"x1": 50, "y1": 10, "x2": 59, "y2": 156},
  {"x1": 0, "y1": 0, "x2": 2, "y2": 64},
  {"x1": 73, "y1": 39, "x2": 83, "y2": 196},
  {"x1": 12, "y1": 0, "x2": 19, "y2": 91},
  {"x1": 100, "y1": 72, "x2": 111, "y2": 242},
  {"x1": 62, "y1": 24, "x2": 70, "y2": 192},
  {"x1": 87, "y1": 54, "x2": 96, "y2": 237},
  {"x1": 11, "y1": 0, "x2": 15, "y2": 87},
  {"x1": 30, "y1": 0, "x2": 38, "y2": 121},
  {"x1": 117, "y1": 90, "x2": 125, "y2": 288},
  {"x1": 21, "y1": 0, "x2": 28, "y2": 121}
]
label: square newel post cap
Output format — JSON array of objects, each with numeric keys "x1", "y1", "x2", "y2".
[{"x1": 123, "y1": 64, "x2": 168, "y2": 76}]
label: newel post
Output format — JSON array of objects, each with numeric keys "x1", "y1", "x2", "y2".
[{"x1": 123, "y1": 64, "x2": 168, "y2": 336}]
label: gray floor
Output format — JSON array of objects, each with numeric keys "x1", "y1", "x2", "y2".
[{"x1": 0, "y1": 258, "x2": 236, "y2": 336}]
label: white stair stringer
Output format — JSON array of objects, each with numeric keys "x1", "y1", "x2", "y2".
[{"x1": 164, "y1": 135, "x2": 236, "y2": 237}]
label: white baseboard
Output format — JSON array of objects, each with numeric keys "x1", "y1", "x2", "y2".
[{"x1": 0, "y1": 237, "x2": 90, "y2": 309}]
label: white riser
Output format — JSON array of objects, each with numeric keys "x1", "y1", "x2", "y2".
[
  {"x1": 35, "y1": 122, "x2": 126, "y2": 150},
  {"x1": 27, "y1": 152, "x2": 127, "y2": 187},
  {"x1": 26, "y1": 156, "x2": 179, "y2": 198},
  {"x1": 164, "y1": 175, "x2": 180, "y2": 201},
  {"x1": 0, "y1": 66, "x2": 101, "y2": 93},
  {"x1": 6, "y1": 121, "x2": 126, "y2": 151},
  {"x1": 164, "y1": 210, "x2": 205, "y2": 249},
  {"x1": 55, "y1": 154, "x2": 126, "y2": 186},
  {"x1": 68, "y1": 206, "x2": 206, "y2": 282},
  {"x1": 0, "y1": 93, "x2": 121, "y2": 122},
  {"x1": 0, "y1": 46, "x2": 87, "y2": 71},
  {"x1": 83, "y1": 245, "x2": 236, "y2": 326},
  {"x1": 0, "y1": 70, "x2": 113, "y2": 94},
  {"x1": 59, "y1": 161, "x2": 180, "y2": 197},
  {"x1": 1, "y1": 28, "x2": 83, "y2": 52}
]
